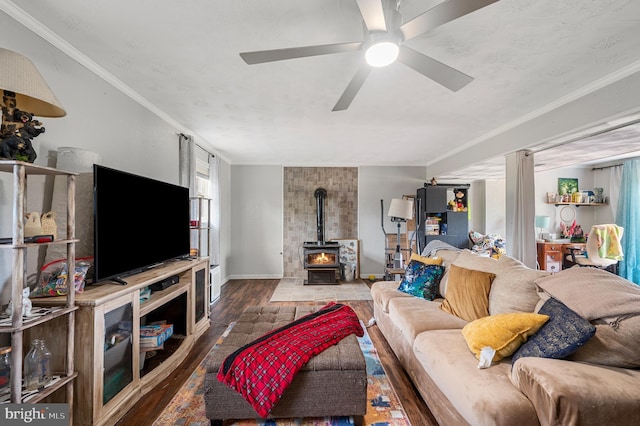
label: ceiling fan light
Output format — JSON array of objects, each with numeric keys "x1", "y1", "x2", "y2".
[{"x1": 365, "y1": 41, "x2": 399, "y2": 67}]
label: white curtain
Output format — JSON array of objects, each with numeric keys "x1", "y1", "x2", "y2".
[
  {"x1": 178, "y1": 134, "x2": 196, "y2": 197},
  {"x1": 209, "y1": 155, "x2": 220, "y2": 266},
  {"x1": 178, "y1": 133, "x2": 221, "y2": 266},
  {"x1": 505, "y1": 150, "x2": 536, "y2": 268}
]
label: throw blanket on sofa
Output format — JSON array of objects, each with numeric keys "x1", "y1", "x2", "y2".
[{"x1": 217, "y1": 302, "x2": 364, "y2": 418}]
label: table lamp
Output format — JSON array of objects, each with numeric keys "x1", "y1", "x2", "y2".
[
  {"x1": 388, "y1": 198, "x2": 414, "y2": 268},
  {"x1": 0, "y1": 48, "x2": 66, "y2": 162},
  {"x1": 535, "y1": 215, "x2": 550, "y2": 242}
]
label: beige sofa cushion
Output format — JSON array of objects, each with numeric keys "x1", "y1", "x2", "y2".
[
  {"x1": 440, "y1": 264, "x2": 495, "y2": 322},
  {"x1": 535, "y1": 267, "x2": 640, "y2": 368},
  {"x1": 535, "y1": 267, "x2": 640, "y2": 321},
  {"x1": 413, "y1": 330, "x2": 539, "y2": 426},
  {"x1": 568, "y1": 314, "x2": 640, "y2": 368},
  {"x1": 388, "y1": 297, "x2": 467, "y2": 341},
  {"x1": 439, "y1": 250, "x2": 546, "y2": 315},
  {"x1": 511, "y1": 357, "x2": 640, "y2": 426},
  {"x1": 370, "y1": 280, "x2": 412, "y2": 313},
  {"x1": 489, "y1": 256, "x2": 549, "y2": 315}
]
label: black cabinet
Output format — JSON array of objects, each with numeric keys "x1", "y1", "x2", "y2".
[{"x1": 416, "y1": 185, "x2": 470, "y2": 253}]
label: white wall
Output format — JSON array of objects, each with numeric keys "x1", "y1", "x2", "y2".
[
  {"x1": 0, "y1": 14, "x2": 232, "y2": 301},
  {"x1": 229, "y1": 165, "x2": 283, "y2": 279},
  {"x1": 484, "y1": 180, "x2": 506, "y2": 236},
  {"x1": 358, "y1": 166, "x2": 426, "y2": 278}
]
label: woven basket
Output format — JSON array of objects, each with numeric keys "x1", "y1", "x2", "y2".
[{"x1": 40, "y1": 211, "x2": 58, "y2": 240}]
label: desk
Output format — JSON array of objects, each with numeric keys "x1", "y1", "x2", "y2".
[{"x1": 537, "y1": 242, "x2": 586, "y2": 272}]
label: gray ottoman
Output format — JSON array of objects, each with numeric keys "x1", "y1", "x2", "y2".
[{"x1": 204, "y1": 306, "x2": 367, "y2": 425}]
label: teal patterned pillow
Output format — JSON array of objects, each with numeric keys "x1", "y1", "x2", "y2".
[
  {"x1": 397, "y1": 262, "x2": 444, "y2": 300},
  {"x1": 512, "y1": 297, "x2": 596, "y2": 364}
]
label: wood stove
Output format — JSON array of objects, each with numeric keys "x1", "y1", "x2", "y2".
[
  {"x1": 303, "y1": 187, "x2": 340, "y2": 285},
  {"x1": 303, "y1": 241, "x2": 340, "y2": 285}
]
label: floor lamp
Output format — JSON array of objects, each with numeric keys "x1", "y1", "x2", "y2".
[{"x1": 388, "y1": 198, "x2": 414, "y2": 268}]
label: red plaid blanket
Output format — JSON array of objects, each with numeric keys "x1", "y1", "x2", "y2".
[{"x1": 217, "y1": 302, "x2": 364, "y2": 417}]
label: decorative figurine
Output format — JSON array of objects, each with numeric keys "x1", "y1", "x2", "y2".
[
  {"x1": 24, "y1": 212, "x2": 42, "y2": 237},
  {"x1": 0, "y1": 95, "x2": 45, "y2": 163},
  {"x1": 5, "y1": 287, "x2": 32, "y2": 317}
]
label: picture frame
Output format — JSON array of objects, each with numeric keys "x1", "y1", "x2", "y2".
[
  {"x1": 558, "y1": 178, "x2": 579, "y2": 196},
  {"x1": 331, "y1": 239, "x2": 360, "y2": 279}
]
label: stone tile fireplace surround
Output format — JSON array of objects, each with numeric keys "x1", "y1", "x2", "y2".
[{"x1": 283, "y1": 167, "x2": 358, "y2": 278}]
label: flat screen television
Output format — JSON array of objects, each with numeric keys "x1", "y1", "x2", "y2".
[{"x1": 93, "y1": 164, "x2": 190, "y2": 283}]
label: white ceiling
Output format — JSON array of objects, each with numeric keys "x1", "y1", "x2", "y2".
[{"x1": 4, "y1": 0, "x2": 640, "y2": 180}]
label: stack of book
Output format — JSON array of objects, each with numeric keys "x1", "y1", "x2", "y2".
[{"x1": 140, "y1": 323, "x2": 173, "y2": 351}]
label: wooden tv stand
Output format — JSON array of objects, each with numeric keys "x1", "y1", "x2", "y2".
[{"x1": 36, "y1": 258, "x2": 210, "y2": 426}]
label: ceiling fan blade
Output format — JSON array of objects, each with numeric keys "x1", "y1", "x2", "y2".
[
  {"x1": 398, "y1": 45, "x2": 473, "y2": 92},
  {"x1": 356, "y1": 0, "x2": 387, "y2": 32},
  {"x1": 400, "y1": 0, "x2": 499, "y2": 41},
  {"x1": 240, "y1": 42, "x2": 362, "y2": 64},
  {"x1": 332, "y1": 63, "x2": 371, "y2": 111}
]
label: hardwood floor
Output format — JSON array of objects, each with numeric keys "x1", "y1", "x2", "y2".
[{"x1": 117, "y1": 279, "x2": 438, "y2": 425}]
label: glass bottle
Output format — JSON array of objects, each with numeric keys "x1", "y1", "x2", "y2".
[
  {"x1": 23, "y1": 339, "x2": 52, "y2": 391},
  {"x1": 0, "y1": 346, "x2": 10, "y2": 395}
]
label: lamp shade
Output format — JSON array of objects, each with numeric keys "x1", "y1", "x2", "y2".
[
  {"x1": 535, "y1": 215, "x2": 550, "y2": 229},
  {"x1": 0, "y1": 48, "x2": 66, "y2": 117},
  {"x1": 388, "y1": 198, "x2": 414, "y2": 220}
]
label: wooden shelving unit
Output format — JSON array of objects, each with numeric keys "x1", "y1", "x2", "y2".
[
  {"x1": 416, "y1": 184, "x2": 470, "y2": 254},
  {"x1": 0, "y1": 160, "x2": 78, "y2": 417},
  {"x1": 190, "y1": 196, "x2": 211, "y2": 258}
]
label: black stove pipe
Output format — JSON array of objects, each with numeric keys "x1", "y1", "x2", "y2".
[{"x1": 314, "y1": 188, "x2": 327, "y2": 244}]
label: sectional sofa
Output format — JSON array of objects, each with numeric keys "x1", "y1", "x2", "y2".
[{"x1": 372, "y1": 248, "x2": 640, "y2": 425}]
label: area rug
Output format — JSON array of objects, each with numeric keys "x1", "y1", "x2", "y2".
[
  {"x1": 269, "y1": 278, "x2": 373, "y2": 302},
  {"x1": 152, "y1": 321, "x2": 409, "y2": 426}
]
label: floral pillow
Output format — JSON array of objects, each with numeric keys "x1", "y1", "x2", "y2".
[{"x1": 397, "y1": 260, "x2": 444, "y2": 300}]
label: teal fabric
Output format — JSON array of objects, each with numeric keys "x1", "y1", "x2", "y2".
[
  {"x1": 616, "y1": 159, "x2": 640, "y2": 285},
  {"x1": 512, "y1": 297, "x2": 595, "y2": 364},
  {"x1": 397, "y1": 262, "x2": 443, "y2": 300}
]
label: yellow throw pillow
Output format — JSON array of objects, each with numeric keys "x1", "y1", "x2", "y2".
[
  {"x1": 462, "y1": 313, "x2": 550, "y2": 362},
  {"x1": 440, "y1": 265, "x2": 495, "y2": 322},
  {"x1": 409, "y1": 253, "x2": 443, "y2": 265}
]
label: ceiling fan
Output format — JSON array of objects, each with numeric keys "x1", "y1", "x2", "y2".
[{"x1": 240, "y1": 0, "x2": 499, "y2": 111}]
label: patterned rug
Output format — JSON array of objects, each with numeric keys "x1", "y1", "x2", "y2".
[
  {"x1": 152, "y1": 321, "x2": 409, "y2": 426},
  {"x1": 269, "y1": 278, "x2": 373, "y2": 302}
]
